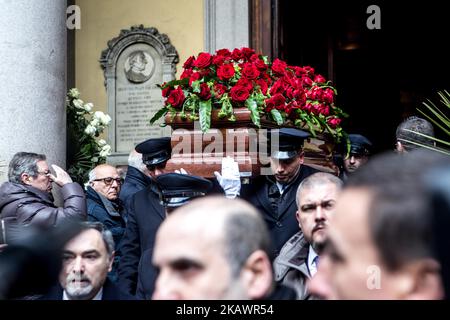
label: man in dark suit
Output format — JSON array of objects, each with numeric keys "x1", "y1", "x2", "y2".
[
  {"x1": 241, "y1": 128, "x2": 319, "y2": 256},
  {"x1": 41, "y1": 222, "x2": 134, "y2": 300},
  {"x1": 117, "y1": 137, "x2": 171, "y2": 299}
]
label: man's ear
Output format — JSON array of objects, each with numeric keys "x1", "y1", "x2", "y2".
[
  {"x1": 298, "y1": 150, "x2": 305, "y2": 164},
  {"x1": 401, "y1": 259, "x2": 444, "y2": 300},
  {"x1": 295, "y1": 210, "x2": 301, "y2": 224},
  {"x1": 240, "y1": 250, "x2": 273, "y2": 300},
  {"x1": 20, "y1": 173, "x2": 31, "y2": 185},
  {"x1": 108, "y1": 251, "x2": 115, "y2": 272}
]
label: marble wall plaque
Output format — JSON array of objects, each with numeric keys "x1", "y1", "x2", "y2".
[{"x1": 100, "y1": 25, "x2": 179, "y2": 164}]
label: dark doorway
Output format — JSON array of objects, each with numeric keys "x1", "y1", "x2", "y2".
[{"x1": 252, "y1": 1, "x2": 450, "y2": 153}]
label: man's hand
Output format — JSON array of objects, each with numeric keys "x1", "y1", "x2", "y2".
[
  {"x1": 214, "y1": 157, "x2": 241, "y2": 199},
  {"x1": 48, "y1": 164, "x2": 73, "y2": 187}
]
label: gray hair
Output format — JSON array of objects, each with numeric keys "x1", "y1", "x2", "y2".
[
  {"x1": 128, "y1": 151, "x2": 147, "y2": 173},
  {"x1": 223, "y1": 210, "x2": 272, "y2": 278},
  {"x1": 78, "y1": 221, "x2": 115, "y2": 257},
  {"x1": 8, "y1": 152, "x2": 46, "y2": 184},
  {"x1": 88, "y1": 168, "x2": 96, "y2": 183},
  {"x1": 296, "y1": 172, "x2": 343, "y2": 208},
  {"x1": 396, "y1": 116, "x2": 435, "y2": 151}
]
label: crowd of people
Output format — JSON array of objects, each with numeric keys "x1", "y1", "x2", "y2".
[{"x1": 1, "y1": 115, "x2": 449, "y2": 300}]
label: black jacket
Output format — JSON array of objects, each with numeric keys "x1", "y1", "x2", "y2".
[
  {"x1": 241, "y1": 165, "x2": 318, "y2": 256},
  {"x1": 117, "y1": 183, "x2": 165, "y2": 299},
  {"x1": 119, "y1": 166, "x2": 152, "y2": 221},
  {"x1": 0, "y1": 182, "x2": 86, "y2": 227}
]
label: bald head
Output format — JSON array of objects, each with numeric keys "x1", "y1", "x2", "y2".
[
  {"x1": 89, "y1": 164, "x2": 121, "y2": 200},
  {"x1": 152, "y1": 196, "x2": 274, "y2": 300}
]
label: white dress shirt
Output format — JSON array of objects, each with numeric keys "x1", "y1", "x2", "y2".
[{"x1": 307, "y1": 245, "x2": 319, "y2": 277}]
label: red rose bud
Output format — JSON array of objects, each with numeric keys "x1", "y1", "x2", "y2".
[
  {"x1": 301, "y1": 102, "x2": 313, "y2": 112},
  {"x1": 271, "y1": 59, "x2": 287, "y2": 76},
  {"x1": 314, "y1": 74, "x2": 326, "y2": 83},
  {"x1": 193, "y1": 52, "x2": 212, "y2": 69},
  {"x1": 327, "y1": 117, "x2": 341, "y2": 128},
  {"x1": 180, "y1": 68, "x2": 193, "y2": 80},
  {"x1": 213, "y1": 83, "x2": 227, "y2": 98},
  {"x1": 271, "y1": 93, "x2": 286, "y2": 111},
  {"x1": 230, "y1": 85, "x2": 250, "y2": 103},
  {"x1": 241, "y1": 47, "x2": 256, "y2": 59},
  {"x1": 167, "y1": 87, "x2": 185, "y2": 108},
  {"x1": 183, "y1": 56, "x2": 195, "y2": 69},
  {"x1": 198, "y1": 83, "x2": 212, "y2": 100},
  {"x1": 242, "y1": 63, "x2": 260, "y2": 80}
]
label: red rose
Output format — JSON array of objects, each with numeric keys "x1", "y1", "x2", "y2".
[
  {"x1": 270, "y1": 93, "x2": 286, "y2": 111},
  {"x1": 183, "y1": 56, "x2": 195, "y2": 69},
  {"x1": 323, "y1": 88, "x2": 334, "y2": 104},
  {"x1": 303, "y1": 66, "x2": 315, "y2": 76},
  {"x1": 301, "y1": 76, "x2": 313, "y2": 87},
  {"x1": 327, "y1": 117, "x2": 341, "y2": 128},
  {"x1": 241, "y1": 47, "x2": 256, "y2": 59},
  {"x1": 161, "y1": 85, "x2": 172, "y2": 98},
  {"x1": 180, "y1": 68, "x2": 193, "y2": 80},
  {"x1": 217, "y1": 64, "x2": 235, "y2": 81},
  {"x1": 230, "y1": 85, "x2": 250, "y2": 103},
  {"x1": 256, "y1": 79, "x2": 268, "y2": 95},
  {"x1": 198, "y1": 83, "x2": 211, "y2": 100},
  {"x1": 213, "y1": 83, "x2": 227, "y2": 98},
  {"x1": 236, "y1": 78, "x2": 253, "y2": 92},
  {"x1": 270, "y1": 79, "x2": 286, "y2": 95},
  {"x1": 212, "y1": 55, "x2": 226, "y2": 66},
  {"x1": 193, "y1": 52, "x2": 212, "y2": 69},
  {"x1": 314, "y1": 74, "x2": 326, "y2": 83},
  {"x1": 167, "y1": 87, "x2": 185, "y2": 108},
  {"x1": 189, "y1": 72, "x2": 202, "y2": 86},
  {"x1": 215, "y1": 48, "x2": 231, "y2": 58},
  {"x1": 241, "y1": 63, "x2": 260, "y2": 80},
  {"x1": 271, "y1": 59, "x2": 287, "y2": 76},
  {"x1": 231, "y1": 48, "x2": 244, "y2": 61}
]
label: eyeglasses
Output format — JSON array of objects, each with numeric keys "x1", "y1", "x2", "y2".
[{"x1": 92, "y1": 177, "x2": 124, "y2": 186}]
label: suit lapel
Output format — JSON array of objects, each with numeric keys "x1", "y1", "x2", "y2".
[{"x1": 255, "y1": 178, "x2": 273, "y2": 217}]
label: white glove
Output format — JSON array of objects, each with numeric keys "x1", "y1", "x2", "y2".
[
  {"x1": 174, "y1": 168, "x2": 188, "y2": 174},
  {"x1": 214, "y1": 157, "x2": 241, "y2": 199}
]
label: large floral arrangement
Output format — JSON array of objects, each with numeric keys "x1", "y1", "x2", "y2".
[
  {"x1": 151, "y1": 47, "x2": 348, "y2": 142},
  {"x1": 66, "y1": 88, "x2": 112, "y2": 184}
]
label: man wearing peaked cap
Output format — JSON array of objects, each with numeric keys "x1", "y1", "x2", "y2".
[
  {"x1": 117, "y1": 137, "x2": 172, "y2": 299},
  {"x1": 155, "y1": 173, "x2": 213, "y2": 213},
  {"x1": 241, "y1": 127, "x2": 320, "y2": 257},
  {"x1": 341, "y1": 134, "x2": 372, "y2": 180}
]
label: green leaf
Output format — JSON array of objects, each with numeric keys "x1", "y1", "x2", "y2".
[
  {"x1": 270, "y1": 109, "x2": 284, "y2": 125},
  {"x1": 245, "y1": 98, "x2": 261, "y2": 128},
  {"x1": 158, "y1": 78, "x2": 189, "y2": 89},
  {"x1": 191, "y1": 80, "x2": 201, "y2": 93},
  {"x1": 150, "y1": 106, "x2": 169, "y2": 125},
  {"x1": 199, "y1": 100, "x2": 212, "y2": 132}
]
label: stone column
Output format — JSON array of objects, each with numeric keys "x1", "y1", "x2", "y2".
[
  {"x1": 0, "y1": 0, "x2": 67, "y2": 183},
  {"x1": 204, "y1": 0, "x2": 249, "y2": 53}
]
